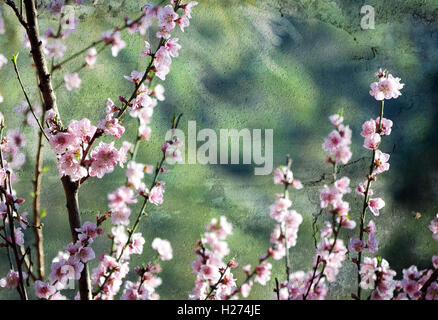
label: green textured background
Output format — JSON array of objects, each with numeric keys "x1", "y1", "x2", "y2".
[{"x1": 0, "y1": 0, "x2": 437, "y2": 299}]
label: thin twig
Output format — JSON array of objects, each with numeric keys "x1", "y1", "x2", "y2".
[
  {"x1": 3, "y1": 0, "x2": 28, "y2": 29},
  {"x1": 10, "y1": 55, "x2": 49, "y2": 141},
  {"x1": 93, "y1": 114, "x2": 183, "y2": 297},
  {"x1": 356, "y1": 100, "x2": 384, "y2": 299}
]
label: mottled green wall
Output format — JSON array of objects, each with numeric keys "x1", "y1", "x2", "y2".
[{"x1": 0, "y1": 0, "x2": 437, "y2": 299}]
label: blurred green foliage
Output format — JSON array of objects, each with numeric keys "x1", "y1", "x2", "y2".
[{"x1": 0, "y1": 0, "x2": 437, "y2": 299}]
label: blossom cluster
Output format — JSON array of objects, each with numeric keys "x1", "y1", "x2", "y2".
[
  {"x1": 1, "y1": 128, "x2": 26, "y2": 173},
  {"x1": 119, "y1": 238, "x2": 173, "y2": 300},
  {"x1": 269, "y1": 166, "x2": 303, "y2": 260},
  {"x1": 322, "y1": 113, "x2": 352, "y2": 164},
  {"x1": 277, "y1": 116, "x2": 355, "y2": 300},
  {"x1": 348, "y1": 220, "x2": 378, "y2": 254},
  {"x1": 358, "y1": 214, "x2": 438, "y2": 300},
  {"x1": 359, "y1": 257, "x2": 396, "y2": 300},
  {"x1": 394, "y1": 256, "x2": 438, "y2": 300},
  {"x1": 47, "y1": 116, "x2": 124, "y2": 181},
  {"x1": 32, "y1": 221, "x2": 103, "y2": 300},
  {"x1": 0, "y1": 120, "x2": 28, "y2": 250},
  {"x1": 190, "y1": 216, "x2": 238, "y2": 300},
  {"x1": 120, "y1": 263, "x2": 163, "y2": 300},
  {"x1": 369, "y1": 68, "x2": 405, "y2": 101},
  {"x1": 320, "y1": 177, "x2": 355, "y2": 229},
  {"x1": 355, "y1": 73, "x2": 399, "y2": 220}
]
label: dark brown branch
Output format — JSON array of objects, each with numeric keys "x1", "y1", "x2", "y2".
[
  {"x1": 61, "y1": 177, "x2": 92, "y2": 299},
  {"x1": 23, "y1": 0, "x2": 59, "y2": 115},
  {"x1": 21, "y1": 0, "x2": 90, "y2": 299}
]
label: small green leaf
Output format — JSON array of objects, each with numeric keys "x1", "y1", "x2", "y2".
[
  {"x1": 39, "y1": 209, "x2": 47, "y2": 219},
  {"x1": 29, "y1": 192, "x2": 36, "y2": 199},
  {"x1": 42, "y1": 166, "x2": 50, "y2": 173},
  {"x1": 11, "y1": 52, "x2": 19, "y2": 65}
]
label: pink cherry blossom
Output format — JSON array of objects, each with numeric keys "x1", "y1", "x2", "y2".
[
  {"x1": 254, "y1": 263, "x2": 272, "y2": 286},
  {"x1": 128, "y1": 233, "x2": 145, "y2": 255},
  {"x1": 139, "y1": 41, "x2": 151, "y2": 57},
  {"x1": 125, "y1": 161, "x2": 145, "y2": 189},
  {"x1": 97, "y1": 101, "x2": 125, "y2": 139},
  {"x1": 75, "y1": 221, "x2": 102, "y2": 240},
  {"x1": 370, "y1": 71, "x2": 404, "y2": 101},
  {"x1": 0, "y1": 270, "x2": 27, "y2": 289},
  {"x1": 334, "y1": 177, "x2": 350, "y2": 194},
  {"x1": 108, "y1": 186, "x2": 137, "y2": 209},
  {"x1": 360, "y1": 119, "x2": 377, "y2": 137},
  {"x1": 57, "y1": 150, "x2": 88, "y2": 181},
  {"x1": 0, "y1": 54, "x2": 7, "y2": 69},
  {"x1": 68, "y1": 118, "x2": 97, "y2": 142},
  {"x1": 111, "y1": 206, "x2": 131, "y2": 226},
  {"x1": 64, "y1": 73, "x2": 81, "y2": 91},
  {"x1": 429, "y1": 214, "x2": 438, "y2": 241},
  {"x1": 363, "y1": 133, "x2": 381, "y2": 150},
  {"x1": 44, "y1": 39, "x2": 66, "y2": 59},
  {"x1": 157, "y1": 5, "x2": 178, "y2": 31},
  {"x1": 34, "y1": 280, "x2": 56, "y2": 299},
  {"x1": 85, "y1": 47, "x2": 97, "y2": 67},
  {"x1": 320, "y1": 185, "x2": 342, "y2": 208},
  {"x1": 124, "y1": 70, "x2": 146, "y2": 83},
  {"x1": 49, "y1": 131, "x2": 78, "y2": 154},
  {"x1": 149, "y1": 183, "x2": 165, "y2": 205},
  {"x1": 139, "y1": 124, "x2": 152, "y2": 141},
  {"x1": 89, "y1": 142, "x2": 119, "y2": 178},
  {"x1": 153, "y1": 84, "x2": 165, "y2": 101},
  {"x1": 373, "y1": 150, "x2": 390, "y2": 175},
  {"x1": 329, "y1": 114, "x2": 343, "y2": 127},
  {"x1": 375, "y1": 117, "x2": 393, "y2": 136},
  {"x1": 100, "y1": 30, "x2": 126, "y2": 57},
  {"x1": 165, "y1": 38, "x2": 181, "y2": 57},
  {"x1": 152, "y1": 238, "x2": 173, "y2": 261},
  {"x1": 76, "y1": 246, "x2": 96, "y2": 263},
  {"x1": 368, "y1": 198, "x2": 385, "y2": 216}
]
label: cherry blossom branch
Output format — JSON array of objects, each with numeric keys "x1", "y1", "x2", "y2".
[
  {"x1": 53, "y1": 44, "x2": 106, "y2": 91},
  {"x1": 205, "y1": 264, "x2": 230, "y2": 300},
  {"x1": 0, "y1": 157, "x2": 28, "y2": 299},
  {"x1": 77, "y1": 1, "x2": 183, "y2": 173},
  {"x1": 281, "y1": 156, "x2": 292, "y2": 282},
  {"x1": 303, "y1": 216, "x2": 343, "y2": 300},
  {"x1": 93, "y1": 113, "x2": 183, "y2": 297},
  {"x1": 225, "y1": 252, "x2": 271, "y2": 299},
  {"x1": 420, "y1": 268, "x2": 438, "y2": 299},
  {"x1": 356, "y1": 100, "x2": 384, "y2": 299},
  {"x1": 51, "y1": 14, "x2": 145, "y2": 72}
]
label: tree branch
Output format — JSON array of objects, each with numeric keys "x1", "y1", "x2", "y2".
[
  {"x1": 21, "y1": 0, "x2": 91, "y2": 299},
  {"x1": 23, "y1": 0, "x2": 59, "y2": 115},
  {"x1": 3, "y1": 0, "x2": 28, "y2": 29}
]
